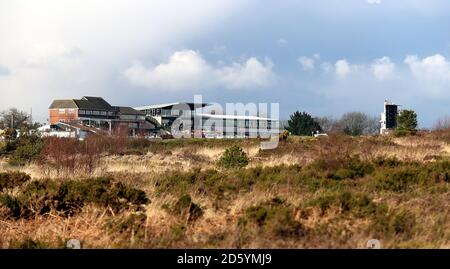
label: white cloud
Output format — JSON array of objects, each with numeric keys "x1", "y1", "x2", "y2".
[
  {"x1": 298, "y1": 57, "x2": 315, "y2": 71},
  {"x1": 404, "y1": 54, "x2": 450, "y2": 81},
  {"x1": 0, "y1": 0, "x2": 245, "y2": 121},
  {"x1": 124, "y1": 50, "x2": 214, "y2": 91},
  {"x1": 335, "y1": 59, "x2": 352, "y2": 78},
  {"x1": 218, "y1": 57, "x2": 275, "y2": 89},
  {"x1": 320, "y1": 62, "x2": 333, "y2": 73},
  {"x1": 372, "y1": 56, "x2": 395, "y2": 80},
  {"x1": 298, "y1": 54, "x2": 320, "y2": 71},
  {"x1": 124, "y1": 50, "x2": 275, "y2": 91},
  {"x1": 276, "y1": 38, "x2": 288, "y2": 47},
  {"x1": 367, "y1": 0, "x2": 381, "y2": 4}
]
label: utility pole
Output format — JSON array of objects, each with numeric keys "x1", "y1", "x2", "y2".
[{"x1": 11, "y1": 114, "x2": 14, "y2": 129}]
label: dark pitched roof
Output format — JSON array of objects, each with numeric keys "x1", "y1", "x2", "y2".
[
  {"x1": 49, "y1": 100, "x2": 78, "y2": 109},
  {"x1": 72, "y1": 99, "x2": 115, "y2": 111},
  {"x1": 116, "y1": 106, "x2": 145, "y2": 115},
  {"x1": 80, "y1": 96, "x2": 113, "y2": 110}
]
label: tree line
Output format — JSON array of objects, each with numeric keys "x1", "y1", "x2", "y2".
[{"x1": 285, "y1": 109, "x2": 418, "y2": 136}]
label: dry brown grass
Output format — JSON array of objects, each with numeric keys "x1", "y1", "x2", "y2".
[{"x1": 1, "y1": 132, "x2": 450, "y2": 248}]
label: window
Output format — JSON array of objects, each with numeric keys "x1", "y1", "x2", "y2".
[
  {"x1": 100, "y1": 111, "x2": 107, "y2": 116},
  {"x1": 108, "y1": 111, "x2": 114, "y2": 116},
  {"x1": 79, "y1": 110, "x2": 85, "y2": 115},
  {"x1": 92, "y1": 110, "x2": 99, "y2": 115},
  {"x1": 68, "y1": 108, "x2": 75, "y2": 114},
  {"x1": 58, "y1": 109, "x2": 65, "y2": 114},
  {"x1": 86, "y1": 110, "x2": 92, "y2": 115}
]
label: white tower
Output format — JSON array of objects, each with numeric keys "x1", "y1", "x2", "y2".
[{"x1": 380, "y1": 100, "x2": 400, "y2": 135}]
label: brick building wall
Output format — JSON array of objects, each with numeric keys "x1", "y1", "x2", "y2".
[{"x1": 49, "y1": 108, "x2": 79, "y2": 124}]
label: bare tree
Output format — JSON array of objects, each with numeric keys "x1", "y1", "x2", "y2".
[
  {"x1": 315, "y1": 116, "x2": 343, "y2": 134},
  {"x1": 434, "y1": 116, "x2": 450, "y2": 131},
  {"x1": 0, "y1": 108, "x2": 30, "y2": 129},
  {"x1": 366, "y1": 115, "x2": 380, "y2": 135},
  {"x1": 339, "y1": 112, "x2": 379, "y2": 136}
]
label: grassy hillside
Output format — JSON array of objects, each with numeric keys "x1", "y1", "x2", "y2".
[{"x1": 0, "y1": 132, "x2": 449, "y2": 248}]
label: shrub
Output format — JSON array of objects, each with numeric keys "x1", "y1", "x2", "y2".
[
  {"x1": 327, "y1": 158, "x2": 374, "y2": 180},
  {"x1": 39, "y1": 136, "x2": 104, "y2": 176},
  {"x1": 372, "y1": 156, "x2": 402, "y2": 168},
  {"x1": 0, "y1": 172, "x2": 31, "y2": 190},
  {"x1": 170, "y1": 223, "x2": 187, "y2": 241},
  {"x1": 279, "y1": 130, "x2": 289, "y2": 142},
  {"x1": 55, "y1": 178, "x2": 149, "y2": 214},
  {"x1": 304, "y1": 192, "x2": 382, "y2": 218},
  {"x1": 171, "y1": 194, "x2": 203, "y2": 222},
  {"x1": 9, "y1": 237, "x2": 49, "y2": 249},
  {"x1": 0, "y1": 177, "x2": 150, "y2": 219},
  {"x1": 427, "y1": 161, "x2": 450, "y2": 183},
  {"x1": 217, "y1": 145, "x2": 249, "y2": 169},
  {"x1": 307, "y1": 156, "x2": 374, "y2": 180},
  {"x1": 373, "y1": 166, "x2": 423, "y2": 192},
  {"x1": 0, "y1": 140, "x2": 6, "y2": 155},
  {"x1": 154, "y1": 168, "x2": 258, "y2": 199},
  {"x1": 393, "y1": 128, "x2": 415, "y2": 137},
  {"x1": 38, "y1": 137, "x2": 80, "y2": 176},
  {"x1": 371, "y1": 210, "x2": 416, "y2": 237},
  {"x1": 8, "y1": 133, "x2": 43, "y2": 166},
  {"x1": 106, "y1": 212, "x2": 147, "y2": 242},
  {"x1": 240, "y1": 198, "x2": 302, "y2": 238},
  {"x1": 0, "y1": 194, "x2": 22, "y2": 217}
]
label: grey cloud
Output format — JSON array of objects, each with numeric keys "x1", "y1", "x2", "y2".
[{"x1": 0, "y1": 65, "x2": 10, "y2": 76}]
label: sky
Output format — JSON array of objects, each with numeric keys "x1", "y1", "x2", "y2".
[{"x1": 1, "y1": 0, "x2": 450, "y2": 127}]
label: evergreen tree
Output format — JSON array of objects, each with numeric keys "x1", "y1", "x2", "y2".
[{"x1": 286, "y1": 111, "x2": 322, "y2": 136}]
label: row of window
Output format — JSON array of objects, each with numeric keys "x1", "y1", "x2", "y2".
[
  {"x1": 202, "y1": 119, "x2": 273, "y2": 129},
  {"x1": 145, "y1": 108, "x2": 162, "y2": 116},
  {"x1": 58, "y1": 108, "x2": 76, "y2": 114},
  {"x1": 144, "y1": 108, "x2": 193, "y2": 117},
  {"x1": 78, "y1": 110, "x2": 114, "y2": 116},
  {"x1": 120, "y1": 115, "x2": 146, "y2": 121}
]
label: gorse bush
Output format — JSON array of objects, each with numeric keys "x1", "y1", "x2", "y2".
[
  {"x1": 371, "y1": 209, "x2": 417, "y2": 238},
  {"x1": 304, "y1": 191, "x2": 383, "y2": 218},
  {"x1": 106, "y1": 212, "x2": 147, "y2": 242},
  {"x1": 171, "y1": 194, "x2": 203, "y2": 222},
  {"x1": 329, "y1": 158, "x2": 374, "y2": 180},
  {"x1": 240, "y1": 198, "x2": 302, "y2": 238},
  {"x1": 0, "y1": 172, "x2": 31, "y2": 190},
  {"x1": 217, "y1": 145, "x2": 249, "y2": 169},
  {"x1": 373, "y1": 166, "x2": 422, "y2": 192},
  {"x1": 372, "y1": 156, "x2": 402, "y2": 168},
  {"x1": 305, "y1": 155, "x2": 374, "y2": 180},
  {"x1": 6, "y1": 132, "x2": 43, "y2": 166},
  {"x1": 8, "y1": 237, "x2": 49, "y2": 249},
  {"x1": 279, "y1": 130, "x2": 290, "y2": 142},
  {"x1": 304, "y1": 190, "x2": 417, "y2": 238},
  {"x1": 0, "y1": 177, "x2": 149, "y2": 219}
]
